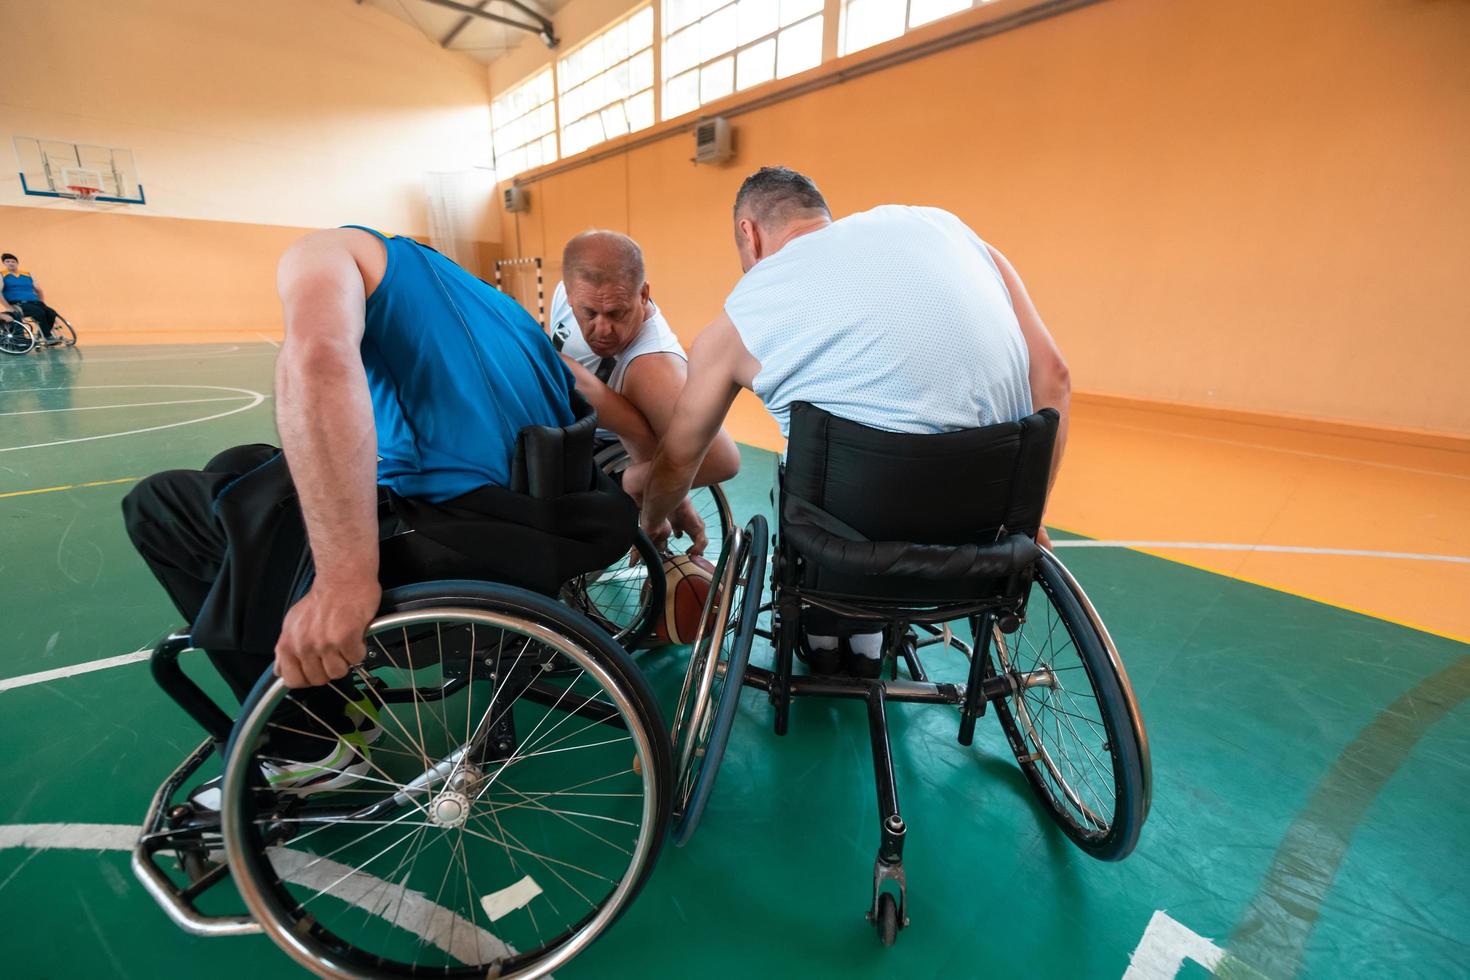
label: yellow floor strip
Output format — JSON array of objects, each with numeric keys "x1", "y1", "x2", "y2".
[{"x1": 0, "y1": 477, "x2": 140, "y2": 500}]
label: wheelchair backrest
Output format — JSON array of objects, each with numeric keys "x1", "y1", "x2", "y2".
[
  {"x1": 511, "y1": 391, "x2": 599, "y2": 499},
  {"x1": 783, "y1": 401, "x2": 1058, "y2": 547}
]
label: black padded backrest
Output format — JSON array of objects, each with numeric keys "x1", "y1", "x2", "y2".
[
  {"x1": 784, "y1": 401, "x2": 1059, "y2": 547},
  {"x1": 511, "y1": 391, "x2": 599, "y2": 499}
]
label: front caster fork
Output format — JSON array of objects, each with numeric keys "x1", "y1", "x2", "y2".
[{"x1": 867, "y1": 813, "x2": 909, "y2": 944}]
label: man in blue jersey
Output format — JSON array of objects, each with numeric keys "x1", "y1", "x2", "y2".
[
  {"x1": 634, "y1": 167, "x2": 1072, "y2": 677},
  {"x1": 123, "y1": 227, "x2": 632, "y2": 798},
  {"x1": 2, "y1": 253, "x2": 61, "y2": 345}
]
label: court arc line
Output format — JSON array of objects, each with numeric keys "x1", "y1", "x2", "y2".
[
  {"x1": 1049, "y1": 540, "x2": 1470, "y2": 564},
  {"x1": 0, "y1": 384, "x2": 268, "y2": 454},
  {"x1": 0, "y1": 823, "x2": 510, "y2": 963}
]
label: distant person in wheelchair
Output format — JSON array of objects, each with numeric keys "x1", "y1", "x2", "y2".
[
  {"x1": 633, "y1": 166, "x2": 1072, "y2": 678},
  {"x1": 122, "y1": 225, "x2": 637, "y2": 805},
  {"x1": 549, "y1": 230, "x2": 741, "y2": 555},
  {"x1": 2, "y1": 252, "x2": 62, "y2": 345}
]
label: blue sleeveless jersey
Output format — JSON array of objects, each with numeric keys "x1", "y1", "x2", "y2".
[
  {"x1": 347, "y1": 227, "x2": 575, "y2": 502},
  {"x1": 2, "y1": 271, "x2": 40, "y2": 304}
]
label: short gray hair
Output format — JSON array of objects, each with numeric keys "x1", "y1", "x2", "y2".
[
  {"x1": 733, "y1": 166, "x2": 830, "y2": 228},
  {"x1": 562, "y1": 230, "x2": 645, "y2": 292}
]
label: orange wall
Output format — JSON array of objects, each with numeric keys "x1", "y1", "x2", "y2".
[
  {"x1": 497, "y1": 0, "x2": 1470, "y2": 436},
  {"x1": 2, "y1": 0, "x2": 498, "y2": 339}
]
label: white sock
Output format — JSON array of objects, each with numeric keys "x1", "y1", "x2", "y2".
[
  {"x1": 807, "y1": 633, "x2": 839, "y2": 651},
  {"x1": 849, "y1": 631, "x2": 883, "y2": 659}
]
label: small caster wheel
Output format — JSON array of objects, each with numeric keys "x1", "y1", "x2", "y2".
[{"x1": 876, "y1": 892, "x2": 899, "y2": 947}]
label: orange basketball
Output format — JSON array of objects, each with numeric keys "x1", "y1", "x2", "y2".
[{"x1": 652, "y1": 552, "x2": 718, "y2": 645}]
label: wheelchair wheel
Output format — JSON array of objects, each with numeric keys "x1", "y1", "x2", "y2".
[
  {"x1": 669, "y1": 516, "x2": 767, "y2": 845},
  {"x1": 0, "y1": 318, "x2": 36, "y2": 355},
  {"x1": 48, "y1": 313, "x2": 77, "y2": 347},
  {"x1": 221, "y1": 581, "x2": 673, "y2": 978},
  {"x1": 578, "y1": 444, "x2": 733, "y2": 648},
  {"x1": 987, "y1": 550, "x2": 1150, "y2": 861},
  {"x1": 560, "y1": 530, "x2": 664, "y2": 647}
]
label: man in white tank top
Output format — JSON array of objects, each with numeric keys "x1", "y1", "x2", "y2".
[
  {"x1": 633, "y1": 167, "x2": 1073, "y2": 674},
  {"x1": 549, "y1": 231, "x2": 741, "y2": 552}
]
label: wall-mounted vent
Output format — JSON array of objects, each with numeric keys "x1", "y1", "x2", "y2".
[
  {"x1": 503, "y1": 184, "x2": 530, "y2": 213},
  {"x1": 693, "y1": 118, "x2": 733, "y2": 165}
]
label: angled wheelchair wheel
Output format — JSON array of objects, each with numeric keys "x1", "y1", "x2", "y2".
[
  {"x1": 0, "y1": 318, "x2": 36, "y2": 355},
  {"x1": 669, "y1": 516, "x2": 768, "y2": 846},
  {"x1": 560, "y1": 529, "x2": 665, "y2": 647},
  {"x1": 221, "y1": 581, "x2": 673, "y2": 979},
  {"x1": 588, "y1": 444, "x2": 733, "y2": 648},
  {"x1": 48, "y1": 313, "x2": 78, "y2": 347},
  {"x1": 987, "y1": 549, "x2": 1151, "y2": 861}
]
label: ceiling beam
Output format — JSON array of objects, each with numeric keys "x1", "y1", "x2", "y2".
[
  {"x1": 440, "y1": 0, "x2": 490, "y2": 47},
  {"x1": 415, "y1": 0, "x2": 558, "y2": 48}
]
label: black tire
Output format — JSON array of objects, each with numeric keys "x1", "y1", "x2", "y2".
[
  {"x1": 49, "y1": 314, "x2": 77, "y2": 347},
  {"x1": 221, "y1": 581, "x2": 674, "y2": 979},
  {"x1": 876, "y1": 892, "x2": 899, "y2": 947},
  {"x1": 0, "y1": 318, "x2": 36, "y2": 355},
  {"x1": 987, "y1": 551, "x2": 1148, "y2": 861}
]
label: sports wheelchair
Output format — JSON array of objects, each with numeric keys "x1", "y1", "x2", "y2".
[
  {"x1": 708, "y1": 402, "x2": 1153, "y2": 945},
  {"x1": 558, "y1": 437, "x2": 733, "y2": 647},
  {"x1": 133, "y1": 408, "x2": 767, "y2": 978},
  {"x1": 0, "y1": 302, "x2": 76, "y2": 353}
]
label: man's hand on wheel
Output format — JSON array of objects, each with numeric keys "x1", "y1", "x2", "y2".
[
  {"x1": 669, "y1": 496, "x2": 708, "y2": 556},
  {"x1": 274, "y1": 576, "x2": 382, "y2": 688}
]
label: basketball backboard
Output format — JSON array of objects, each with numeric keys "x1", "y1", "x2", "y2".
[{"x1": 14, "y1": 136, "x2": 146, "y2": 204}]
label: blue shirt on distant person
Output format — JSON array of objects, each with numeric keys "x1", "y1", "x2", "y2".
[
  {"x1": 343, "y1": 226, "x2": 576, "y2": 502},
  {"x1": 2, "y1": 269, "x2": 40, "y2": 304}
]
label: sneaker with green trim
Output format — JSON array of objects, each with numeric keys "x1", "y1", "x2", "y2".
[
  {"x1": 186, "y1": 737, "x2": 372, "y2": 811},
  {"x1": 344, "y1": 688, "x2": 385, "y2": 745}
]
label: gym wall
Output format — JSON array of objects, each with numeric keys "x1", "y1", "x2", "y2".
[
  {"x1": 491, "y1": 0, "x2": 1470, "y2": 437},
  {"x1": 1, "y1": 0, "x2": 498, "y2": 343}
]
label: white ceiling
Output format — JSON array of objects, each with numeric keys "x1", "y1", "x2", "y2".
[{"x1": 362, "y1": 0, "x2": 572, "y2": 64}]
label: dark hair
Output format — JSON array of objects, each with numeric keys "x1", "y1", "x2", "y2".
[
  {"x1": 1, "y1": 254, "x2": 15, "y2": 263},
  {"x1": 562, "y1": 230, "x2": 645, "y2": 292},
  {"x1": 733, "y1": 166, "x2": 830, "y2": 228}
]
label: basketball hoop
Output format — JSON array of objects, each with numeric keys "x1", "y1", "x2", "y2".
[
  {"x1": 65, "y1": 184, "x2": 101, "y2": 202},
  {"x1": 59, "y1": 166, "x2": 104, "y2": 205}
]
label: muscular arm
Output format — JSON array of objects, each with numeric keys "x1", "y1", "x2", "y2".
[
  {"x1": 987, "y1": 246, "x2": 1071, "y2": 494},
  {"x1": 622, "y1": 352, "x2": 741, "y2": 487},
  {"x1": 639, "y1": 315, "x2": 758, "y2": 540},
  {"x1": 272, "y1": 230, "x2": 383, "y2": 687},
  {"x1": 560, "y1": 354, "x2": 661, "y2": 461}
]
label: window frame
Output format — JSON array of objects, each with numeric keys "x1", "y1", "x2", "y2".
[
  {"x1": 839, "y1": 0, "x2": 992, "y2": 57},
  {"x1": 491, "y1": 66, "x2": 559, "y2": 179},
  {"x1": 555, "y1": 4, "x2": 658, "y2": 160}
]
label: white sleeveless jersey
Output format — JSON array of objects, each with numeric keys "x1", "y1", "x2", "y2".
[
  {"x1": 548, "y1": 280, "x2": 685, "y2": 392},
  {"x1": 724, "y1": 205, "x2": 1032, "y2": 437}
]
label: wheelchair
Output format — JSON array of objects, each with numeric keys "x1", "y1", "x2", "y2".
[
  {"x1": 718, "y1": 402, "x2": 1153, "y2": 945},
  {"x1": 132, "y1": 408, "x2": 767, "y2": 978},
  {"x1": 0, "y1": 302, "x2": 76, "y2": 351},
  {"x1": 558, "y1": 437, "x2": 733, "y2": 648}
]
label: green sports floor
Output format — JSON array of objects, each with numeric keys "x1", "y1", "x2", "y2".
[{"x1": 1, "y1": 344, "x2": 1466, "y2": 979}]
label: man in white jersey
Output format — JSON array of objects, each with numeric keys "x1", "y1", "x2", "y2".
[
  {"x1": 549, "y1": 230, "x2": 741, "y2": 552},
  {"x1": 633, "y1": 167, "x2": 1071, "y2": 676}
]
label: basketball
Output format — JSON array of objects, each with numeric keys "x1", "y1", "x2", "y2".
[{"x1": 651, "y1": 552, "x2": 718, "y2": 645}]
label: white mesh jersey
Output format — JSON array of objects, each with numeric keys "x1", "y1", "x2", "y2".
[
  {"x1": 548, "y1": 280, "x2": 686, "y2": 392},
  {"x1": 724, "y1": 205, "x2": 1033, "y2": 437}
]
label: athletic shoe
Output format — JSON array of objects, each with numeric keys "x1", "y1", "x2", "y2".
[
  {"x1": 846, "y1": 651, "x2": 885, "y2": 680},
  {"x1": 43, "y1": 337, "x2": 62, "y2": 346},
  {"x1": 344, "y1": 688, "x2": 386, "y2": 745},
  {"x1": 187, "y1": 738, "x2": 372, "y2": 811}
]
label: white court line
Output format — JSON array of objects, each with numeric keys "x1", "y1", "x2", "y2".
[
  {"x1": 256, "y1": 333, "x2": 281, "y2": 348},
  {"x1": 0, "y1": 649, "x2": 151, "y2": 692},
  {"x1": 69, "y1": 345, "x2": 247, "y2": 362},
  {"x1": 0, "y1": 384, "x2": 267, "y2": 453},
  {"x1": 0, "y1": 395, "x2": 250, "y2": 418},
  {"x1": 1089, "y1": 417, "x2": 1470, "y2": 482},
  {"x1": 1049, "y1": 540, "x2": 1470, "y2": 564},
  {"x1": 0, "y1": 824, "x2": 514, "y2": 964}
]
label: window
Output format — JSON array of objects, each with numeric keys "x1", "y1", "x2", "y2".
[
  {"x1": 491, "y1": 68, "x2": 557, "y2": 178},
  {"x1": 841, "y1": 0, "x2": 988, "y2": 55},
  {"x1": 558, "y1": 7, "x2": 656, "y2": 159},
  {"x1": 663, "y1": 0, "x2": 824, "y2": 119}
]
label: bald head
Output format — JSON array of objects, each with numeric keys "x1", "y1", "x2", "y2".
[{"x1": 562, "y1": 230, "x2": 645, "y2": 294}]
